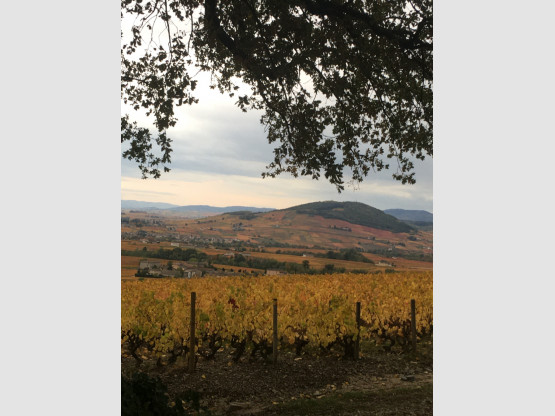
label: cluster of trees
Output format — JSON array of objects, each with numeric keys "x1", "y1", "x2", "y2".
[
  {"x1": 225, "y1": 211, "x2": 257, "y2": 220},
  {"x1": 274, "y1": 249, "x2": 308, "y2": 256},
  {"x1": 135, "y1": 268, "x2": 153, "y2": 278},
  {"x1": 122, "y1": 247, "x2": 209, "y2": 263},
  {"x1": 214, "y1": 253, "x2": 294, "y2": 271},
  {"x1": 314, "y1": 248, "x2": 374, "y2": 263},
  {"x1": 273, "y1": 248, "x2": 374, "y2": 263},
  {"x1": 361, "y1": 246, "x2": 432, "y2": 262},
  {"x1": 214, "y1": 253, "x2": 347, "y2": 274},
  {"x1": 254, "y1": 239, "x2": 311, "y2": 249}
]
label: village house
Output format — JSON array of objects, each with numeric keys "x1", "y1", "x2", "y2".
[
  {"x1": 154, "y1": 268, "x2": 199, "y2": 278},
  {"x1": 139, "y1": 259, "x2": 162, "y2": 270},
  {"x1": 139, "y1": 261, "x2": 203, "y2": 278},
  {"x1": 182, "y1": 269, "x2": 198, "y2": 278}
]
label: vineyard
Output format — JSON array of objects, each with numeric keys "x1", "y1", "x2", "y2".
[{"x1": 122, "y1": 272, "x2": 432, "y2": 366}]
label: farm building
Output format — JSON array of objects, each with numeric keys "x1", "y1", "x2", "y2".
[{"x1": 139, "y1": 259, "x2": 162, "y2": 270}]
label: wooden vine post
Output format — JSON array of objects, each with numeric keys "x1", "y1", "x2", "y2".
[
  {"x1": 354, "y1": 301, "x2": 361, "y2": 360},
  {"x1": 189, "y1": 291, "x2": 196, "y2": 372},
  {"x1": 272, "y1": 298, "x2": 278, "y2": 364},
  {"x1": 410, "y1": 299, "x2": 417, "y2": 353}
]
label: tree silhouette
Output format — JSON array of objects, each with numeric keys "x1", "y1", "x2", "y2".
[{"x1": 121, "y1": 0, "x2": 432, "y2": 190}]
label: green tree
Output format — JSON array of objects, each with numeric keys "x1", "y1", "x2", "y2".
[
  {"x1": 302, "y1": 259, "x2": 310, "y2": 270},
  {"x1": 323, "y1": 263, "x2": 335, "y2": 273},
  {"x1": 121, "y1": 0, "x2": 432, "y2": 190}
]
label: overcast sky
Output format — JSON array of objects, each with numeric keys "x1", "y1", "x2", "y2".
[{"x1": 121, "y1": 72, "x2": 433, "y2": 212}]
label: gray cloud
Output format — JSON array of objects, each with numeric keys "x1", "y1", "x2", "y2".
[{"x1": 122, "y1": 78, "x2": 433, "y2": 212}]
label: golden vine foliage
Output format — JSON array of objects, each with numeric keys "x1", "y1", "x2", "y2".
[{"x1": 121, "y1": 272, "x2": 432, "y2": 359}]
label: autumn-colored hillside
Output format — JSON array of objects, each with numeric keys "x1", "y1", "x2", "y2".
[
  {"x1": 124, "y1": 209, "x2": 431, "y2": 252},
  {"x1": 121, "y1": 201, "x2": 432, "y2": 279}
]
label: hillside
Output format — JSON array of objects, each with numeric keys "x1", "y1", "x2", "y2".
[
  {"x1": 122, "y1": 200, "x2": 432, "y2": 271},
  {"x1": 384, "y1": 209, "x2": 433, "y2": 223},
  {"x1": 284, "y1": 201, "x2": 414, "y2": 233}
]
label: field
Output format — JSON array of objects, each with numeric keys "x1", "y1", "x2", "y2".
[
  {"x1": 121, "y1": 207, "x2": 433, "y2": 414},
  {"x1": 121, "y1": 271, "x2": 432, "y2": 414},
  {"x1": 123, "y1": 343, "x2": 433, "y2": 415},
  {"x1": 121, "y1": 209, "x2": 433, "y2": 259},
  {"x1": 121, "y1": 255, "x2": 144, "y2": 280},
  {"x1": 121, "y1": 240, "x2": 432, "y2": 279}
]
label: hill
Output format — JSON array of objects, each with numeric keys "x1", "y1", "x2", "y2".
[
  {"x1": 122, "y1": 200, "x2": 433, "y2": 273},
  {"x1": 384, "y1": 209, "x2": 433, "y2": 223},
  {"x1": 284, "y1": 201, "x2": 414, "y2": 233}
]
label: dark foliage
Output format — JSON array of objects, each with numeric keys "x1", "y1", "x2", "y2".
[
  {"x1": 122, "y1": 371, "x2": 196, "y2": 416},
  {"x1": 123, "y1": 247, "x2": 209, "y2": 262},
  {"x1": 314, "y1": 248, "x2": 374, "y2": 263},
  {"x1": 286, "y1": 201, "x2": 414, "y2": 232},
  {"x1": 214, "y1": 253, "x2": 347, "y2": 274},
  {"x1": 121, "y1": 0, "x2": 432, "y2": 189}
]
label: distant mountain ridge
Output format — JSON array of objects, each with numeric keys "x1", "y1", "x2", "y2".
[
  {"x1": 121, "y1": 200, "x2": 181, "y2": 210},
  {"x1": 121, "y1": 200, "x2": 275, "y2": 213},
  {"x1": 122, "y1": 200, "x2": 431, "y2": 229},
  {"x1": 168, "y1": 205, "x2": 275, "y2": 214},
  {"x1": 384, "y1": 209, "x2": 433, "y2": 223},
  {"x1": 283, "y1": 201, "x2": 414, "y2": 233}
]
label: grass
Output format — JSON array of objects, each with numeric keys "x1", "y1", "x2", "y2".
[{"x1": 267, "y1": 383, "x2": 432, "y2": 416}]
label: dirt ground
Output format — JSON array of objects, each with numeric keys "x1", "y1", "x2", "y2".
[{"x1": 122, "y1": 340, "x2": 432, "y2": 415}]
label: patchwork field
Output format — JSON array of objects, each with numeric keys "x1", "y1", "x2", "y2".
[
  {"x1": 121, "y1": 271, "x2": 433, "y2": 415},
  {"x1": 121, "y1": 202, "x2": 433, "y2": 415},
  {"x1": 121, "y1": 202, "x2": 432, "y2": 278},
  {"x1": 121, "y1": 256, "x2": 144, "y2": 280},
  {"x1": 122, "y1": 209, "x2": 433, "y2": 254},
  {"x1": 122, "y1": 242, "x2": 431, "y2": 279}
]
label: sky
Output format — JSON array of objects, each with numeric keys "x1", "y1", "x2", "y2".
[{"x1": 121, "y1": 72, "x2": 433, "y2": 212}]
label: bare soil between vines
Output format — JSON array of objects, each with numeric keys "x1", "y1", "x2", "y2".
[{"x1": 122, "y1": 340, "x2": 432, "y2": 415}]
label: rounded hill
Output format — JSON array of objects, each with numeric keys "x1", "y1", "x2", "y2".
[{"x1": 283, "y1": 201, "x2": 414, "y2": 233}]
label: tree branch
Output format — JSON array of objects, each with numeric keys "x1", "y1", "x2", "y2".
[{"x1": 300, "y1": 0, "x2": 432, "y2": 51}]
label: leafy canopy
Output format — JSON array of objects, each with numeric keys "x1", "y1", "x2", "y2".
[{"x1": 121, "y1": 0, "x2": 432, "y2": 190}]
